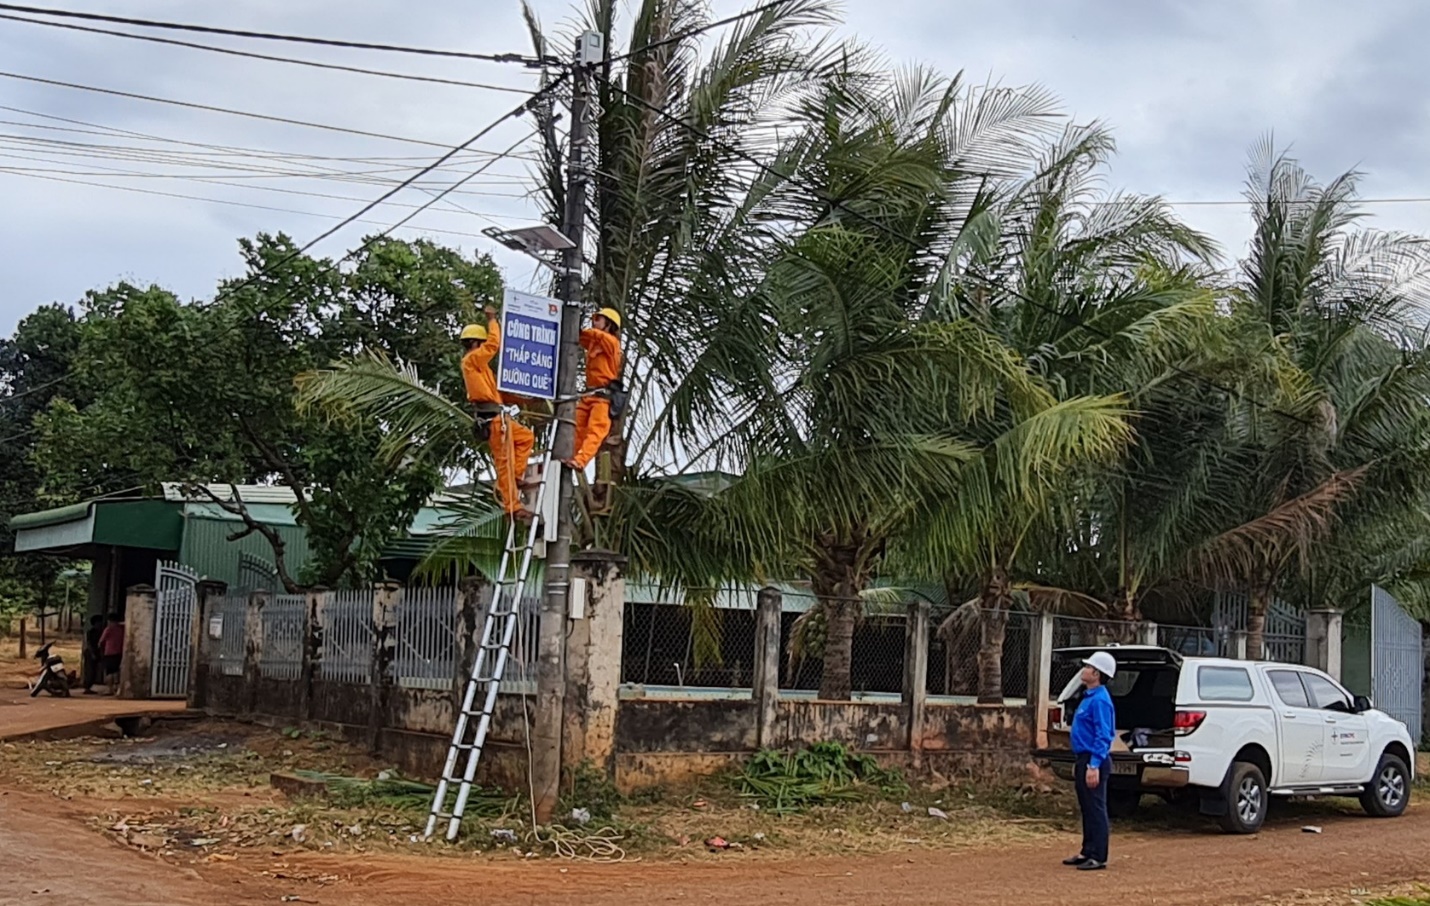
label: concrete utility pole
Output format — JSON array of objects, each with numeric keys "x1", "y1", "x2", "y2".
[{"x1": 531, "y1": 30, "x2": 600, "y2": 825}]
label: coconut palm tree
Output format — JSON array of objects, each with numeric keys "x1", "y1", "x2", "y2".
[{"x1": 1183, "y1": 142, "x2": 1430, "y2": 657}]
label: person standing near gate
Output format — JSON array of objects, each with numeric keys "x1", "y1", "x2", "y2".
[
  {"x1": 81, "y1": 614, "x2": 104, "y2": 694},
  {"x1": 1064, "y1": 650, "x2": 1116, "y2": 871},
  {"x1": 98, "y1": 614, "x2": 125, "y2": 695}
]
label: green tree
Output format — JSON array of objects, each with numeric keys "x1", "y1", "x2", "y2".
[{"x1": 33, "y1": 234, "x2": 503, "y2": 589}]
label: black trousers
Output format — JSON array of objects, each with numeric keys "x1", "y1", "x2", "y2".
[{"x1": 1074, "y1": 753, "x2": 1110, "y2": 863}]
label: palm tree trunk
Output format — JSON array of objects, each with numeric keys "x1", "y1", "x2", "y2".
[
  {"x1": 976, "y1": 565, "x2": 1012, "y2": 704},
  {"x1": 819, "y1": 596, "x2": 857, "y2": 700},
  {"x1": 1247, "y1": 585, "x2": 1270, "y2": 661},
  {"x1": 812, "y1": 531, "x2": 876, "y2": 701}
]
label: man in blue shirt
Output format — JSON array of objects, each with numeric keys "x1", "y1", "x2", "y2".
[{"x1": 1065, "y1": 650, "x2": 1117, "y2": 871}]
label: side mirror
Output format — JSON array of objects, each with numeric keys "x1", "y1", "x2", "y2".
[{"x1": 1353, "y1": 695, "x2": 1373, "y2": 714}]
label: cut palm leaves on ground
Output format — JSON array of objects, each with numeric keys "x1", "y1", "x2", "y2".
[{"x1": 737, "y1": 743, "x2": 907, "y2": 814}]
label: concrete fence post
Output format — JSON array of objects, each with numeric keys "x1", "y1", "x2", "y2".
[
  {"x1": 1231, "y1": 629, "x2": 1249, "y2": 661},
  {"x1": 368, "y1": 582, "x2": 401, "y2": 753},
  {"x1": 902, "y1": 599, "x2": 930, "y2": 758},
  {"x1": 117, "y1": 584, "x2": 157, "y2": 700},
  {"x1": 564, "y1": 551, "x2": 627, "y2": 777},
  {"x1": 188, "y1": 580, "x2": 228, "y2": 709},
  {"x1": 752, "y1": 587, "x2": 783, "y2": 750},
  {"x1": 243, "y1": 590, "x2": 270, "y2": 715},
  {"x1": 1029, "y1": 611, "x2": 1055, "y2": 749},
  {"x1": 1305, "y1": 609, "x2": 1343, "y2": 680},
  {"x1": 301, "y1": 588, "x2": 328, "y2": 722},
  {"x1": 455, "y1": 575, "x2": 490, "y2": 703},
  {"x1": 1138, "y1": 620, "x2": 1159, "y2": 647}
]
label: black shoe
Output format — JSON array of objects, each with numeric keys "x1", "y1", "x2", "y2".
[
  {"x1": 1062, "y1": 855, "x2": 1090, "y2": 866},
  {"x1": 1076, "y1": 860, "x2": 1107, "y2": 871}
]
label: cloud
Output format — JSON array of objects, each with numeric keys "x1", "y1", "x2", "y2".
[{"x1": 3, "y1": 0, "x2": 1428, "y2": 333}]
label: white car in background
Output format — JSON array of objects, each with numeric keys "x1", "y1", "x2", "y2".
[{"x1": 1034, "y1": 645, "x2": 1416, "y2": 834}]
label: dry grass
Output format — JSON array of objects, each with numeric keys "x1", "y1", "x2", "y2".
[{"x1": 0, "y1": 717, "x2": 1071, "y2": 865}]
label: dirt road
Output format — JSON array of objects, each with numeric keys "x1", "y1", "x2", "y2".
[
  {"x1": 1, "y1": 642, "x2": 188, "y2": 741},
  {"x1": 2, "y1": 786, "x2": 1427, "y2": 906}
]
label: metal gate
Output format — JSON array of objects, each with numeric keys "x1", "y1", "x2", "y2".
[
  {"x1": 151, "y1": 561, "x2": 200, "y2": 698},
  {"x1": 1213, "y1": 593, "x2": 1307, "y2": 663},
  {"x1": 1371, "y1": 585, "x2": 1424, "y2": 744}
]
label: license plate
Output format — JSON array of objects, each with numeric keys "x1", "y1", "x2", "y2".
[{"x1": 1111, "y1": 762, "x2": 1139, "y2": 776}]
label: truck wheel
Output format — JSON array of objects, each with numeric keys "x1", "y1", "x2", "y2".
[
  {"x1": 1360, "y1": 752, "x2": 1410, "y2": 818},
  {"x1": 1218, "y1": 761, "x2": 1267, "y2": 834},
  {"x1": 1107, "y1": 789, "x2": 1141, "y2": 819}
]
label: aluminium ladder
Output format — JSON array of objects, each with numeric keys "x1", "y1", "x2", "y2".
[{"x1": 424, "y1": 415, "x2": 558, "y2": 841}]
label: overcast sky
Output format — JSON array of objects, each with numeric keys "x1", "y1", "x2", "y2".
[{"x1": 3, "y1": 0, "x2": 1428, "y2": 336}]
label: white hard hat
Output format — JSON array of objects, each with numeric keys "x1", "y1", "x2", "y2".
[{"x1": 1083, "y1": 650, "x2": 1117, "y2": 679}]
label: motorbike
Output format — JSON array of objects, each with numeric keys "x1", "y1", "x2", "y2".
[{"x1": 29, "y1": 642, "x2": 71, "y2": 698}]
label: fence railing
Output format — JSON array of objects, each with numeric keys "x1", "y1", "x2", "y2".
[
  {"x1": 210, "y1": 593, "x2": 248, "y2": 676},
  {"x1": 320, "y1": 590, "x2": 373, "y2": 684},
  {"x1": 206, "y1": 583, "x2": 1325, "y2": 712},
  {"x1": 394, "y1": 586, "x2": 457, "y2": 690},
  {"x1": 259, "y1": 594, "x2": 306, "y2": 680}
]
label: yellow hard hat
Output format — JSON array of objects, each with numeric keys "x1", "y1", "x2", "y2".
[
  {"x1": 596, "y1": 307, "x2": 622, "y2": 328},
  {"x1": 459, "y1": 323, "x2": 487, "y2": 341}
]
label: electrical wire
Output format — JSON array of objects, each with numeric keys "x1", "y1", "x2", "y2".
[
  {"x1": 0, "y1": 166, "x2": 528, "y2": 239},
  {"x1": 0, "y1": 105, "x2": 546, "y2": 165},
  {"x1": 0, "y1": 3, "x2": 551, "y2": 66},
  {"x1": 0, "y1": 70, "x2": 468, "y2": 149},
  {"x1": 0, "y1": 13, "x2": 538, "y2": 93}
]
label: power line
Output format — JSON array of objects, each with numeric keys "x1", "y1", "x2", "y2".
[
  {"x1": 0, "y1": 69, "x2": 465, "y2": 149},
  {"x1": 0, "y1": 166, "x2": 531, "y2": 237},
  {"x1": 598, "y1": 77, "x2": 1320, "y2": 430},
  {"x1": 0, "y1": 105, "x2": 546, "y2": 165},
  {"x1": 193, "y1": 71, "x2": 564, "y2": 326},
  {"x1": 0, "y1": 3, "x2": 551, "y2": 66},
  {"x1": 0, "y1": 13, "x2": 538, "y2": 93}
]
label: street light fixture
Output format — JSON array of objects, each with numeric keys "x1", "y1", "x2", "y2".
[{"x1": 482, "y1": 224, "x2": 575, "y2": 274}]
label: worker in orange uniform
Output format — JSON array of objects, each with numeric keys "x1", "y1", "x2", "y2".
[
  {"x1": 563, "y1": 307, "x2": 623, "y2": 472},
  {"x1": 460, "y1": 306, "x2": 535, "y2": 520}
]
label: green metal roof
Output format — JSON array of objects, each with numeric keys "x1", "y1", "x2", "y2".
[{"x1": 11, "y1": 500, "x2": 183, "y2": 553}]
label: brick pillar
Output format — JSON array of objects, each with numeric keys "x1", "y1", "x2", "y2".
[
  {"x1": 1138, "y1": 621, "x2": 1159, "y2": 647},
  {"x1": 563, "y1": 551, "x2": 626, "y2": 777},
  {"x1": 117, "y1": 584, "x2": 157, "y2": 700},
  {"x1": 903, "y1": 599, "x2": 930, "y2": 757},
  {"x1": 188, "y1": 580, "x2": 228, "y2": 709},
  {"x1": 752, "y1": 587, "x2": 783, "y2": 750},
  {"x1": 1305, "y1": 609, "x2": 1343, "y2": 679}
]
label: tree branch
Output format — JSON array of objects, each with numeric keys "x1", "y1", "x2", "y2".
[
  {"x1": 181, "y1": 481, "x2": 302, "y2": 594},
  {"x1": 235, "y1": 414, "x2": 317, "y2": 529}
]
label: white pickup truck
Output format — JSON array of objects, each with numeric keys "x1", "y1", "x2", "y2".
[{"x1": 1033, "y1": 645, "x2": 1416, "y2": 834}]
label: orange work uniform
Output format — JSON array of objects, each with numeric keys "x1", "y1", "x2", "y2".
[
  {"x1": 462, "y1": 318, "x2": 534, "y2": 515},
  {"x1": 572, "y1": 327, "x2": 622, "y2": 470}
]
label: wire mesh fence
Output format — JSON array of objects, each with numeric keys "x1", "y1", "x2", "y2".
[
  {"x1": 927, "y1": 609, "x2": 1032, "y2": 701},
  {"x1": 1157, "y1": 623, "x2": 1229, "y2": 657},
  {"x1": 394, "y1": 586, "x2": 457, "y2": 690},
  {"x1": 621, "y1": 601, "x2": 760, "y2": 688},
  {"x1": 259, "y1": 594, "x2": 306, "y2": 680},
  {"x1": 320, "y1": 589, "x2": 373, "y2": 683}
]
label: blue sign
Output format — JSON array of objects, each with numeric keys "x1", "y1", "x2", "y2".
[{"x1": 497, "y1": 288, "x2": 562, "y2": 401}]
